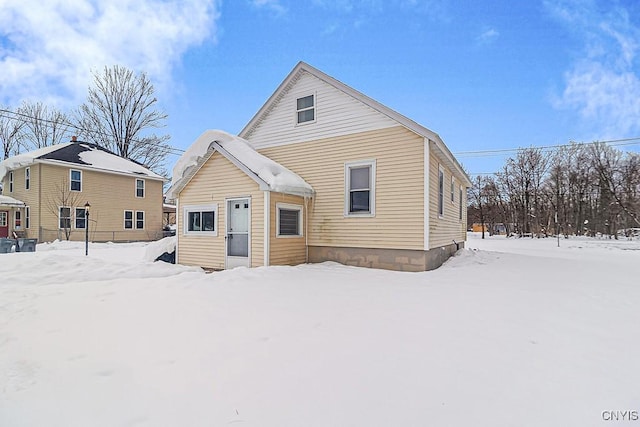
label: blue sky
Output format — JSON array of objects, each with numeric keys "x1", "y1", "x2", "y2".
[{"x1": 2, "y1": 0, "x2": 640, "y2": 175}]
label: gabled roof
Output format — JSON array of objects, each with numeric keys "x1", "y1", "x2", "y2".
[
  {"x1": 167, "y1": 130, "x2": 314, "y2": 200},
  {"x1": 239, "y1": 61, "x2": 472, "y2": 187},
  {"x1": 0, "y1": 141, "x2": 164, "y2": 181}
]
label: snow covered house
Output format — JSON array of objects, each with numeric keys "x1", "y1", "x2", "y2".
[
  {"x1": 0, "y1": 139, "x2": 165, "y2": 242},
  {"x1": 167, "y1": 62, "x2": 471, "y2": 271}
]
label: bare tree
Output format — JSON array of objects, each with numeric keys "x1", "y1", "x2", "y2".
[
  {"x1": 46, "y1": 178, "x2": 83, "y2": 240},
  {"x1": 75, "y1": 65, "x2": 170, "y2": 172},
  {"x1": 18, "y1": 101, "x2": 71, "y2": 149},
  {"x1": 0, "y1": 105, "x2": 25, "y2": 159},
  {"x1": 469, "y1": 175, "x2": 487, "y2": 239}
]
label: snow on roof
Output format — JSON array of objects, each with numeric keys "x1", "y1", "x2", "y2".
[
  {"x1": 0, "y1": 143, "x2": 73, "y2": 181},
  {"x1": 78, "y1": 147, "x2": 163, "y2": 180},
  {"x1": 167, "y1": 130, "x2": 314, "y2": 199},
  {"x1": 0, "y1": 142, "x2": 163, "y2": 181},
  {"x1": 0, "y1": 195, "x2": 26, "y2": 207}
]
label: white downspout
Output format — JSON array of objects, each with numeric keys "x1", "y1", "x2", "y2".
[
  {"x1": 175, "y1": 198, "x2": 179, "y2": 263},
  {"x1": 264, "y1": 191, "x2": 270, "y2": 267},
  {"x1": 424, "y1": 138, "x2": 430, "y2": 251}
]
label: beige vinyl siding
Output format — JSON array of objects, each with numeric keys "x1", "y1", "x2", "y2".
[
  {"x1": 36, "y1": 163, "x2": 163, "y2": 242},
  {"x1": 269, "y1": 192, "x2": 307, "y2": 265},
  {"x1": 2, "y1": 165, "x2": 41, "y2": 239},
  {"x1": 244, "y1": 71, "x2": 398, "y2": 149},
  {"x1": 260, "y1": 126, "x2": 424, "y2": 250},
  {"x1": 428, "y1": 152, "x2": 467, "y2": 248},
  {"x1": 177, "y1": 152, "x2": 264, "y2": 269}
]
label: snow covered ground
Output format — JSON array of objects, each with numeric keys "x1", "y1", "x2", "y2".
[{"x1": 1, "y1": 234, "x2": 638, "y2": 426}]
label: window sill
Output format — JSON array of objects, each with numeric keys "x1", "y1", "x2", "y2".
[
  {"x1": 275, "y1": 234, "x2": 304, "y2": 239},
  {"x1": 184, "y1": 232, "x2": 219, "y2": 237},
  {"x1": 344, "y1": 212, "x2": 375, "y2": 218}
]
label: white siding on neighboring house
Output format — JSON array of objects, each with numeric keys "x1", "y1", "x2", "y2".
[{"x1": 243, "y1": 71, "x2": 398, "y2": 149}]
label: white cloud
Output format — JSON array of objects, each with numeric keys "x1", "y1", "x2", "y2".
[
  {"x1": 548, "y1": 1, "x2": 640, "y2": 135},
  {"x1": 250, "y1": 0, "x2": 287, "y2": 15},
  {"x1": 0, "y1": 0, "x2": 220, "y2": 108},
  {"x1": 477, "y1": 27, "x2": 499, "y2": 45}
]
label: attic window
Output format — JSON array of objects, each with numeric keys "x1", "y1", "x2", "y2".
[{"x1": 296, "y1": 94, "x2": 315, "y2": 124}]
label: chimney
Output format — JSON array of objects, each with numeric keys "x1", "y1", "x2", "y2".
[{"x1": 71, "y1": 136, "x2": 78, "y2": 142}]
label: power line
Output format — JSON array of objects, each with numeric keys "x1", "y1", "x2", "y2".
[
  {"x1": 454, "y1": 137, "x2": 640, "y2": 158},
  {"x1": 0, "y1": 108, "x2": 186, "y2": 157}
]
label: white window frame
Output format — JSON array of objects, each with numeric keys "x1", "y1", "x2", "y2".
[
  {"x1": 459, "y1": 186, "x2": 464, "y2": 222},
  {"x1": 451, "y1": 176, "x2": 455, "y2": 203},
  {"x1": 135, "y1": 211, "x2": 145, "y2": 230},
  {"x1": 70, "y1": 169, "x2": 82, "y2": 192},
  {"x1": 0, "y1": 211, "x2": 6, "y2": 227},
  {"x1": 438, "y1": 165, "x2": 444, "y2": 218},
  {"x1": 276, "y1": 203, "x2": 303, "y2": 238},
  {"x1": 124, "y1": 210, "x2": 133, "y2": 229},
  {"x1": 135, "y1": 178, "x2": 145, "y2": 198},
  {"x1": 14, "y1": 210, "x2": 22, "y2": 230},
  {"x1": 344, "y1": 160, "x2": 376, "y2": 217},
  {"x1": 59, "y1": 206, "x2": 71, "y2": 229},
  {"x1": 183, "y1": 204, "x2": 219, "y2": 236},
  {"x1": 9, "y1": 171, "x2": 13, "y2": 192},
  {"x1": 25, "y1": 206, "x2": 30, "y2": 229},
  {"x1": 295, "y1": 93, "x2": 316, "y2": 125},
  {"x1": 75, "y1": 207, "x2": 87, "y2": 229},
  {"x1": 25, "y1": 167, "x2": 30, "y2": 190}
]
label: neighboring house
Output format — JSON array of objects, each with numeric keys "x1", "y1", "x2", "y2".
[
  {"x1": 0, "y1": 138, "x2": 165, "y2": 242},
  {"x1": 168, "y1": 62, "x2": 472, "y2": 271}
]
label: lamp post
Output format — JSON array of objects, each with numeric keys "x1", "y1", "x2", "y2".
[{"x1": 84, "y1": 202, "x2": 91, "y2": 256}]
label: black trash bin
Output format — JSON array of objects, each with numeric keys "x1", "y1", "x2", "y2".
[
  {"x1": 16, "y1": 238, "x2": 37, "y2": 252},
  {"x1": 0, "y1": 238, "x2": 16, "y2": 254}
]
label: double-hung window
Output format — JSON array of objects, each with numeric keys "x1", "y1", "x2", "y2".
[
  {"x1": 184, "y1": 205, "x2": 218, "y2": 236},
  {"x1": 136, "y1": 211, "x2": 145, "y2": 229},
  {"x1": 59, "y1": 207, "x2": 71, "y2": 229},
  {"x1": 14, "y1": 211, "x2": 21, "y2": 229},
  {"x1": 25, "y1": 167, "x2": 30, "y2": 190},
  {"x1": 124, "y1": 210, "x2": 133, "y2": 229},
  {"x1": 25, "y1": 206, "x2": 30, "y2": 229},
  {"x1": 70, "y1": 169, "x2": 82, "y2": 192},
  {"x1": 9, "y1": 171, "x2": 13, "y2": 192},
  {"x1": 438, "y1": 166, "x2": 444, "y2": 217},
  {"x1": 276, "y1": 203, "x2": 302, "y2": 237},
  {"x1": 451, "y1": 177, "x2": 455, "y2": 203},
  {"x1": 459, "y1": 186, "x2": 464, "y2": 221},
  {"x1": 75, "y1": 207, "x2": 87, "y2": 229},
  {"x1": 136, "y1": 179, "x2": 145, "y2": 198},
  {"x1": 345, "y1": 160, "x2": 376, "y2": 216},
  {"x1": 296, "y1": 94, "x2": 315, "y2": 124}
]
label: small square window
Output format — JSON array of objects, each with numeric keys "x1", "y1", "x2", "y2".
[{"x1": 276, "y1": 204, "x2": 303, "y2": 237}]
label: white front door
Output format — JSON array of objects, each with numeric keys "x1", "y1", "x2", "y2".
[{"x1": 226, "y1": 198, "x2": 250, "y2": 268}]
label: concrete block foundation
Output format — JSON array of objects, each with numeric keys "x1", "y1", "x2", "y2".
[{"x1": 308, "y1": 242, "x2": 464, "y2": 272}]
